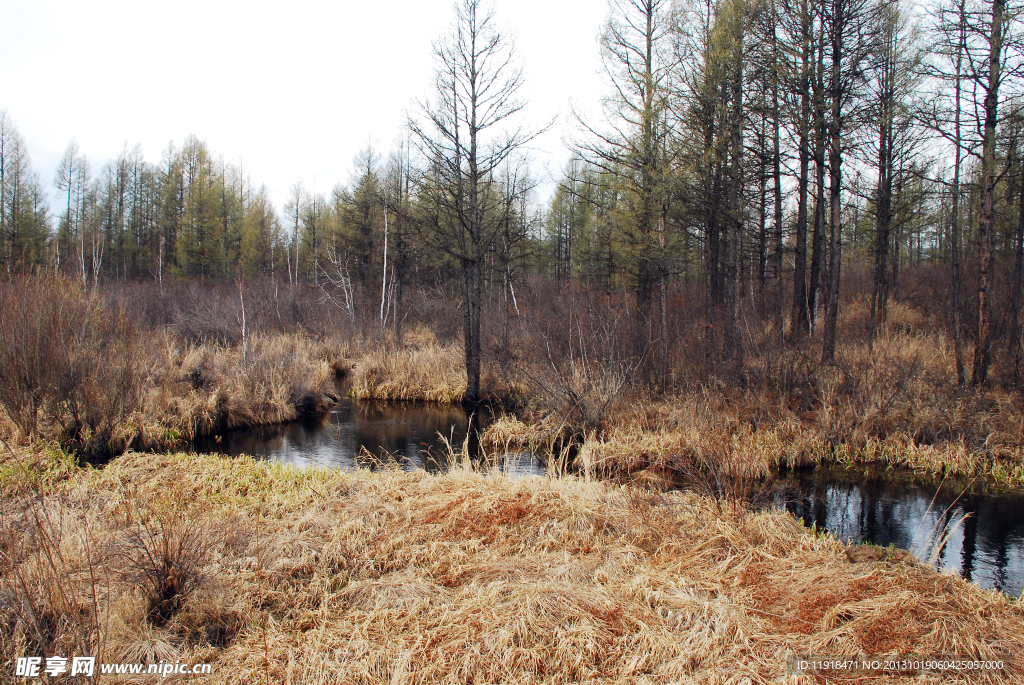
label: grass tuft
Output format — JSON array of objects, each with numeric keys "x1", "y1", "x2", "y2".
[{"x1": 350, "y1": 342, "x2": 467, "y2": 403}]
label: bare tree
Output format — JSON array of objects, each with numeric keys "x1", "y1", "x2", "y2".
[
  {"x1": 868, "y1": 0, "x2": 920, "y2": 338},
  {"x1": 54, "y1": 139, "x2": 86, "y2": 283},
  {"x1": 969, "y1": 0, "x2": 1024, "y2": 385},
  {"x1": 410, "y1": 0, "x2": 541, "y2": 404},
  {"x1": 301, "y1": 192, "x2": 328, "y2": 287},
  {"x1": 776, "y1": 0, "x2": 817, "y2": 338},
  {"x1": 284, "y1": 181, "x2": 304, "y2": 286},
  {"x1": 820, "y1": 0, "x2": 878, "y2": 362},
  {"x1": 920, "y1": 0, "x2": 977, "y2": 385},
  {"x1": 380, "y1": 138, "x2": 415, "y2": 340},
  {"x1": 575, "y1": 0, "x2": 678, "y2": 313}
]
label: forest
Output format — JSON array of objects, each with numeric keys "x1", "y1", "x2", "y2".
[
  {"x1": 2, "y1": 0, "x2": 1024, "y2": 682},
  {"x1": 4, "y1": 0, "x2": 1024, "y2": 396},
  {"x1": 1, "y1": 0, "x2": 1023, "y2": 391}
]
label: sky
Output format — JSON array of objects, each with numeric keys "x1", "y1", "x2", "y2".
[{"x1": 0, "y1": 0, "x2": 610, "y2": 214}]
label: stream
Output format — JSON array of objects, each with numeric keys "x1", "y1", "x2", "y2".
[
  {"x1": 188, "y1": 399, "x2": 1024, "y2": 597},
  {"x1": 190, "y1": 398, "x2": 544, "y2": 477},
  {"x1": 775, "y1": 466, "x2": 1024, "y2": 597}
]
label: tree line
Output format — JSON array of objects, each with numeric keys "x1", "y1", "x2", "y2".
[
  {"x1": 2, "y1": 0, "x2": 1024, "y2": 396},
  {"x1": 549, "y1": 0, "x2": 1024, "y2": 387}
]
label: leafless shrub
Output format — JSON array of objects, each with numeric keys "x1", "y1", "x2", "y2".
[
  {"x1": 0, "y1": 275, "x2": 90, "y2": 436},
  {"x1": 515, "y1": 285, "x2": 639, "y2": 436},
  {"x1": 110, "y1": 488, "x2": 212, "y2": 626},
  {"x1": 0, "y1": 275, "x2": 146, "y2": 459},
  {"x1": 0, "y1": 443, "x2": 107, "y2": 684}
]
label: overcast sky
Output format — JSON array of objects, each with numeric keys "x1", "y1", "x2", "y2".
[{"x1": 0, "y1": 0, "x2": 609, "y2": 213}]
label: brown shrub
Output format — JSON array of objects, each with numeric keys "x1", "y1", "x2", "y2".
[
  {"x1": 110, "y1": 487, "x2": 213, "y2": 626},
  {"x1": 0, "y1": 275, "x2": 146, "y2": 459}
]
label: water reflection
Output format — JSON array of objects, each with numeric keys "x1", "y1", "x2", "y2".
[
  {"x1": 190, "y1": 398, "x2": 545, "y2": 478},
  {"x1": 775, "y1": 468, "x2": 1024, "y2": 596}
]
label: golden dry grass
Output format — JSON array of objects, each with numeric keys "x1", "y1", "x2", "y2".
[
  {"x1": 147, "y1": 331, "x2": 337, "y2": 435},
  {"x1": 107, "y1": 331, "x2": 339, "y2": 452},
  {"x1": 493, "y1": 323, "x2": 1024, "y2": 487},
  {"x1": 350, "y1": 341, "x2": 467, "y2": 403},
  {"x1": 2, "y1": 451, "x2": 1021, "y2": 684},
  {"x1": 348, "y1": 324, "x2": 524, "y2": 404},
  {"x1": 0, "y1": 323, "x2": 343, "y2": 457},
  {"x1": 479, "y1": 415, "x2": 567, "y2": 457}
]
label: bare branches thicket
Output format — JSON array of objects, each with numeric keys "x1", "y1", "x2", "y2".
[{"x1": 0, "y1": 275, "x2": 144, "y2": 458}]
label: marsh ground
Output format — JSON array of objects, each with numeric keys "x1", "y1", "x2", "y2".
[{"x1": 2, "y1": 450, "x2": 1021, "y2": 684}]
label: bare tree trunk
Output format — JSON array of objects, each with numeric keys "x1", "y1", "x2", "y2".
[
  {"x1": 466, "y1": 254, "x2": 483, "y2": 403},
  {"x1": 380, "y1": 202, "x2": 389, "y2": 327},
  {"x1": 502, "y1": 258, "x2": 510, "y2": 366},
  {"x1": 286, "y1": 242, "x2": 292, "y2": 286},
  {"x1": 725, "y1": 46, "x2": 744, "y2": 364},
  {"x1": 822, "y1": 18, "x2": 844, "y2": 363},
  {"x1": 972, "y1": 0, "x2": 1004, "y2": 386},
  {"x1": 757, "y1": 118, "x2": 768, "y2": 303},
  {"x1": 660, "y1": 272, "x2": 668, "y2": 387},
  {"x1": 789, "y1": 0, "x2": 813, "y2": 339},
  {"x1": 1010, "y1": 149, "x2": 1024, "y2": 382},
  {"x1": 871, "y1": 115, "x2": 891, "y2": 336},
  {"x1": 951, "y1": 159, "x2": 965, "y2": 385},
  {"x1": 809, "y1": 52, "x2": 827, "y2": 336},
  {"x1": 771, "y1": 55, "x2": 785, "y2": 325},
  {"x1": 239, "y1": 277, "x2": 248, "y2": 365},
  {"x1": 870, "y1": 26, "x2": 894, "y2": 338},
  {"x1": 158, "y1": 234, "x2": 164, "y2": 295}
]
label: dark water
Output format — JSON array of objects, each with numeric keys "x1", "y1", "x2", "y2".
[
  {"x1": 190, "y1": 397, "x2": 545, "y2": 478},
  {"x1": 189, "y1": 403, "x2": 1023, "y2": 595},
  {"x1": 775, "y1": 467, "x2": 1024, "y2": 597}
]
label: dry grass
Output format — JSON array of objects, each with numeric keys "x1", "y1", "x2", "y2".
[
  {"x1": 0, "y1": 329, "x2": 341, "y2": 458},
  {"x1": 2, "y1": 451, "x2": 1021, "y2": 684},
  {"x1": 350, "y1": 339, "x2": 468, "y2": 403},
  {"x1": 0, "y1": 274, "x2": 353, "y2": 459},
  {"x1": 494, "y1": 322, "x2": 1024, "y2": 487},
  {"x1": 348, "y1": 323, "x2": 526, "y2": 404},
  {"x1": 141, "y1": 331, "x2": 338, "y2": 442}
]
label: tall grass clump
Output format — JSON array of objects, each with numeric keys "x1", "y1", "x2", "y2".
[
  {"x1": 153, "y1": 332, "x2": 337, "y2": 437},
  {"x1": 0, "y1": 448, "x2": 232, "y2": 680},
  {"x1": 111, "y1": 486, "x2": 212, "y2": 626},
  {"x1": 350, "y1": 331, "x2": 467, "y2": 403},
  {"x1": 0, "y1": 276, "x2": 345, "y2": 458}
]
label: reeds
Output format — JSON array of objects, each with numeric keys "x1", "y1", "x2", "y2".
[
  {"x1": 149, "y1": 331, "x2": 337, "y2": 437},
  {"x1": 2, "y1": 450, "x2": 1020, "y2": 683},
  {"x1": 0, "y1": 319, "x2": 339, "y2": 457},
  {"x1": 350, "y1": 341, "x2": 467, "y2": 403},
  {"x1": 511, "y1": 324, "x2": 1024, "y2": 486}
]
